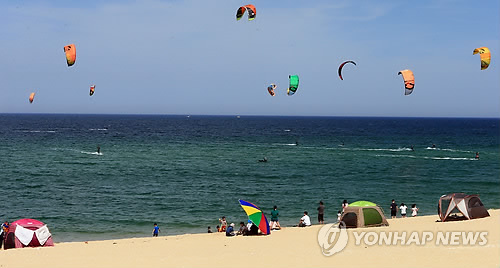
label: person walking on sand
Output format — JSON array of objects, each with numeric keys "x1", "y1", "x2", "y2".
[
  {"x1": 317, "y1": 201, "x2": 325, "y2": 224},
  {"x1": 152, "y1": 223, "x2": 160, "y2": 237},
  {"x1": 400, "y1": 203, "x2": 408, "y2": 218},
  {"x1": 270, "y1": 205, "x2": 281, "y2": 230},
  {"x1": 411, "y1": 204, "x2": 419, "y2": 217},
  {"x1": 390, "y1": 200, "x2": 398, "y2": 218}
]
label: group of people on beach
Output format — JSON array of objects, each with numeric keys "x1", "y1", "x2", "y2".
[
  {"x1": 213, "y1": 216, "x2": 260, "y2": 237},
  {"x1": 211, "y1": 200, "x2": 346, "y2": 236},
  {"x1": 390, "y1": 200, "x2": 419, "y2": 218},
  {"x1": 151, "y1": 199, "x2": 421, "y2": 238}
]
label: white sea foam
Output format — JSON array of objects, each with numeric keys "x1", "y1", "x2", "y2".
[
  {"x1": 352, "y1": 147, "x2": 413, "y2": 152},
  {"x1": 375, "y1": 154, "x2": 476, "y2": 161},
  {"x1": 427, "y1": 157, "x2": 476, "y2": 161},
  {"x1": 81, "y1": 151, "x2": 103, "y2": 155},
  {"x1": 22, "y1": 130, "x2": 56, "y2": 133},
  {"x1": 375, "y1": 154, "x2": 417, "y2": 158}
]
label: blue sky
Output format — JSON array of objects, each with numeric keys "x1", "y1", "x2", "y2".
[{"x1": 0, "y1": 0, "x2": 498, "y2": 117}]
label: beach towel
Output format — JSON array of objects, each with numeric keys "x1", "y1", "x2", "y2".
[
  {"x1": 35, "y1": 225, "x2": 52, "y2": 245},
  {"x1": 14, "y1": 225, "x2": 34, "y2": 246}
]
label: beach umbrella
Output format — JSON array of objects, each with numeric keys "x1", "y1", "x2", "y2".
[{"x1": 238, "y1": 199, "x2": 270, "y2": 235}]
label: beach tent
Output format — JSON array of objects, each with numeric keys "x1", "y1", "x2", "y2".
[
  {"x1": 438, "y1": 193, "x2": 489, "y2": 222},
  {"x1": 3, "y1": 219, "x2": 54, "y2": 249},
  {"x1": 340, "y1": 201, "x2": 389, "y2": 228}
]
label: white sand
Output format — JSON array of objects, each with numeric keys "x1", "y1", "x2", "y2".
[{"x1": 1, "y1": 210, "x2": 499, "y2": 268}]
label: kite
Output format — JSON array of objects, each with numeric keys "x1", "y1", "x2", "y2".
[
  {"x1": 90, "y1": 85, "x2": 95, "y2": 96},
  {"x1": 287, "y1": 75, "x2": 299, "y2": 96},
  {"x1": 64, "y1": 44, "x2": 76, "y2": 67},
  {"x1": 473, "y1": 47, "x2": 491, "y2": 70},
  {"x1": 267, "y1": 84, "x2": 276, "y2": 96},
  {"x1": 236, "y1": 5, "x2": 256, "y2": 21},
  {"x1": 29, "y1": 92, "x2": 35, "y2": 103},
  {"x1": 338, "y1": 61, "x2": 356, "y2": 80},
  {"x1": 398, "y1": 69, "x2": 415, "y2": 95}
]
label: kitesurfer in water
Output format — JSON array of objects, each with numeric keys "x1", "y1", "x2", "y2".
[
  {"x1": 475, "y1": 152, "x2": 479, "y2": 159},
  {"x1": 258, "y1": 157, "x2": 268, "y2": 163},
  {"x1": 97, "y1": 146, "x2": 101, "y2": 154},
  {"x1": 295, "y1": 140, "x2": 299, "y2": 146},
  {"x1": 410, "y1": 145, "x2": 414, "y2": 151},
  {"x1": 431, "y1": 144, "x2": 436, "y2": 149}
]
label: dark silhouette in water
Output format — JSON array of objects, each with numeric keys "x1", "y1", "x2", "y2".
[
  {"x1": 258, "y1": 157, "x2": 268, "y2": 163},
  {"x1": 97, "y1": 146, "x2": 101, "y2": 154},
  {"x1": 431, "y1": 144, "x2": 436, "y2": 148},
  {"x1": 410, "y1": 145, "x2": 414, "y2": 151},
  {"x1": 475, "y1": 152, "x2": 479, "y2": 159}
]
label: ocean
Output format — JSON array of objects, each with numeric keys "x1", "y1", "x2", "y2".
[{"x1": 0, "y1": 114, "x2": 498, "y2": 242}]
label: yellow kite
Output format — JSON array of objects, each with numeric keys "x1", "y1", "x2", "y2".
[{"x1": 473, "y1": 47, "x2": 490, "y2": 70}]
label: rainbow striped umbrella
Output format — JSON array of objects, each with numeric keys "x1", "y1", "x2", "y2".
[{"x1": 239, "y1": 199, "x2": 270, "y2": 235}]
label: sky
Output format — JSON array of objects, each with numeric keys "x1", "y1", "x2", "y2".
[{"x1": 0, "y1": 0, "x2": 498, "y2": 117}]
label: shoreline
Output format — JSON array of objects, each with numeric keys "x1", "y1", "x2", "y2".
[
  {"x1": 1, "y1": 209, "x2": 498, "y2": 268},
  {"x1": 51, "y1": 209, "x2": 479, "y2": 243}
]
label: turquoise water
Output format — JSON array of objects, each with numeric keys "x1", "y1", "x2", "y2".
[{"x1": 0, "y1": 114, "x2": 498, "y2": 242}]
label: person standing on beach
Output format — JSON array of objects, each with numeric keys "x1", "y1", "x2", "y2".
[
  {"x1": 400, "y1": 203, "x2": 408, "y2": 218},
  {"x1": 317, "y1": 201, "x2": 325, "y2": 224},
  {"x1": 390, "y1": 200, "x2": 398, "y2": 218},
  {"x1": 411, "y1": 204, "x2": 419, "y2": 217},
  {"x1": 342, "y1": 200, "x2": 348, "y2": 212},
  {"x1": 270, "y1": 205, "x2": 281, "y2": 230},
  {"x1": 152, "y1": 223, "x2": 160, "y2": 237},
  {"x1": 219, "y1": 217, "x2": 227, "y2": 232}
]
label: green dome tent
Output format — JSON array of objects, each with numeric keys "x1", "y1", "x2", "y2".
[
  {"x1": 350, "y1": 201, "x2": 378, "y2": 207},
  {"x1": 341, "y1": 201, "x2": 389, "y2": 228}
]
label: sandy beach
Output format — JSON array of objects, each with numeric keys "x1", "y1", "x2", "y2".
[{"x1": 1, "y1": 210, "x2": 498, "y2": 268}]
